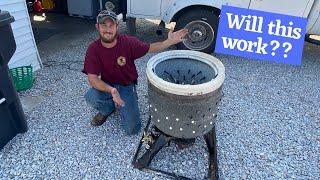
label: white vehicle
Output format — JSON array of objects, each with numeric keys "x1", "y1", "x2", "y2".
[{"x1": 103, "y1": 0, "x2": 320, "y2": 53}]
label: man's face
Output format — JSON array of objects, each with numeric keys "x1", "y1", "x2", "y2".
[{"x1": 96, "y1": 18, "x2": 118, "y2": 43}]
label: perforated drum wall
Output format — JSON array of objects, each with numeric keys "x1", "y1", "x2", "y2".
[{"x1": 146, "y1": 50, "x2": 225, "y2": 139}]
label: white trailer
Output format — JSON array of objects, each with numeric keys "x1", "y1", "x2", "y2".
[{"x1": 103, "y1": 0, "x2": 320, "y2": 53}]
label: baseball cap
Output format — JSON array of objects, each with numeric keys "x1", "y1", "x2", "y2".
[{"x1": 97, "y1": 10, "x2": 118, "y2": 24}]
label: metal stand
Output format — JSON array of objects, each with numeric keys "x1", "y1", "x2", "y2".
[{"x1": 132, "y1": 116, "x2": 219, "y2": 180}]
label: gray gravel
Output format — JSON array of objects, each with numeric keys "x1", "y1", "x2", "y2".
[{"x1": 1, "y1": 17, "x2": 320, "y2": 179}]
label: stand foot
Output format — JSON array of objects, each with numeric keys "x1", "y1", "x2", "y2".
[{"x1": 204, "y1": 127, "x2": 219, "y2": 180}]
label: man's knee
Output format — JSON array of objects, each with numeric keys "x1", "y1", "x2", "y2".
[
  {"x1": 84, "y1": 88, "x2": 97, "y2": 106},
  {"x1": 84, "y1": 88, "x2": 110, "y2": 108}
]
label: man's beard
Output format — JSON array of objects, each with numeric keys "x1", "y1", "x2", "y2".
[{"x1": 100, "y1": 33, "x2": 117, "y2": 43}]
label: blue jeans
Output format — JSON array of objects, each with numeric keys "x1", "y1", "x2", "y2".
[{"x1": 84, "y1": 83, "x2": 141, "y2": 135}]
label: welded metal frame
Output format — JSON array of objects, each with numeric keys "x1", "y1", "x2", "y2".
[{"x1": 132, "y1": 116, "x2": 219, "y2": 180}]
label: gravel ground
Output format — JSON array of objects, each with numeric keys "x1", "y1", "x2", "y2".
[{"x1": 1, "y1": 18, "x2": 319, "y2": 179}]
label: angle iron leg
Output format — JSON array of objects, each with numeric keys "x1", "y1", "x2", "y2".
[
  {"x1": 204, "y1": 126, "x2": 219, "y2": 180},
  {"x1": 133, "y1": 133, "x2": 172, "y2": 169}
]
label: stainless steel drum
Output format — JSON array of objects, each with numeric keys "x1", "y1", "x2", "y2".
[{"x1": 146, "y1": 50, "x2": 225, "y2": 139}]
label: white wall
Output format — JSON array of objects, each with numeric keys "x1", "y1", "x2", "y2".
[{"x1": 0, "y1": 0, "x2": 42, "y2": 71}]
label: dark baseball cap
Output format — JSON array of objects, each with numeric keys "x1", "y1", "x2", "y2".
[{"x1": 97, "y1": 10, "x2": 118, "y2": 24}]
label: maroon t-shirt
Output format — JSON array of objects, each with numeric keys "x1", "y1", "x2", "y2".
[{"x1": 82, "y1": 34, "x2": 150, "y2": 85}]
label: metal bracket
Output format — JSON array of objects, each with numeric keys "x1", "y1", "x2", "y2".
[{"x1": 132, "y1": 116, "x2": 219, "y2": 180}]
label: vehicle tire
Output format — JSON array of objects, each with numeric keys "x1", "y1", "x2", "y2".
[
  {"x1": 126, "y1": 17, "x2": 136, "y2": 36},
  {"x1": 175, "y1": 9, "x2": 219, "y2": 54}
]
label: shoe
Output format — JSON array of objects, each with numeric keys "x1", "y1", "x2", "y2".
[{"x1": 91, "y1": 112, "x2": 109, "y2": 126}]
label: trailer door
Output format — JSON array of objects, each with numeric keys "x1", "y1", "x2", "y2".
[
  {"x1": 249, "y1": 0, "x2": 312, "y2": 17},
  {"x1": 128, "y1": 0, "x2": 162, "y2": 18}
]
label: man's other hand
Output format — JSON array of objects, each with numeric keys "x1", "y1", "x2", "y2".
[
  {"x1": 167, "y1": 28, "x2": 188, "y2": 45},
  {"x1": 111, "y1": 88, "x2": 125, "y2": 107},
  {"x1": 148, "y1": 28, "x2": 188, "y2": 53}
]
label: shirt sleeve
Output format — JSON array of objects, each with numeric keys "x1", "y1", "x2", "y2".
[
  {"x1": 82, "y1": 44, "x2": 102, "y2": 76},
  {"x1": 128, "y1": 36, "x2": 150, "y2": 60}
]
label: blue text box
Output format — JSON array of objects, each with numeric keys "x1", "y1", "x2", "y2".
[{"x1": 215, "y1": 5, "x2": 307, "y2": 65}]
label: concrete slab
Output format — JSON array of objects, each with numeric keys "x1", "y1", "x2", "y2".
[
  {"x1": 20, "y1": 95, "x2": 44, "y2": 113},
  {"x1": 29, "y1": 12, "x2": 96, "y2": 60}
]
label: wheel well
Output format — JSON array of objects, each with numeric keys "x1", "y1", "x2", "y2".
[{"x1": 171, "y1": 5, "x2": 221, "y2": 23}]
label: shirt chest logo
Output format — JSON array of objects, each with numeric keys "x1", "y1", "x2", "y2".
[{"x1": 117, "y1": 56, "x2": 126, "y2": 66}]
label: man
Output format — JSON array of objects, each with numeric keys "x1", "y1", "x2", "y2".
[{"x1": 83, "y1": 10, "x2": 188, "y2": 135}]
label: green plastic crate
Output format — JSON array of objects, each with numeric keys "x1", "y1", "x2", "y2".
[{"x1": 10, "y1": 65, "x2": 34, "y2": 92}]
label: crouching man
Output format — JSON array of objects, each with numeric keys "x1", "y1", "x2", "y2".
[{"x1": 82, "y1": 10, "x2": 187, "y2": 135}]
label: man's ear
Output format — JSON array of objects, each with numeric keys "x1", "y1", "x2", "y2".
[{"x1": 95, "y1": 23, "x2": 99, "y2": 30}]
